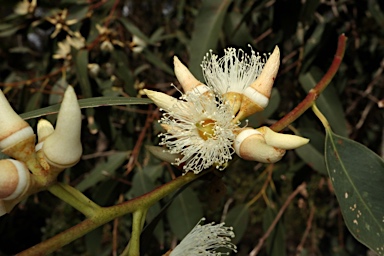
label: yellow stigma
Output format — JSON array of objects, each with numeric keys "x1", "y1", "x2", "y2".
[{"x1": 196, "y1": 119, "x2": 216, "y2": 140}]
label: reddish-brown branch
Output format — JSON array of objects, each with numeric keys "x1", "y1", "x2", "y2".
[{"x1": 270, "y1": 34, "x2": 347, "y2": 132}]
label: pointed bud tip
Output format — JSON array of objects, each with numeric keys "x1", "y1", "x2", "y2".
[
  {"x1": 42, "y1": 85, "x2": 82, "y2": 169},
  {"x1": 262, "y1": 127, "x2": 309, "y2": 150}
]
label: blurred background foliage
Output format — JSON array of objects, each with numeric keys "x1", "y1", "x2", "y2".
[{"x1": 0, "y1": 0, "x2": 383, "y2": 255}]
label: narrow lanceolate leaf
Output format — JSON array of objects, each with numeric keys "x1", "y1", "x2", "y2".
[
  {"x1": 188, "y1": 0, "x2": 233, "y2": 80},
  {"x1": 224, "y1": 204, "x2": 250, "y2": 244},
  {"x1": 166, "y1": 187, "x2": 203, "y2": 240},
  {"x1": 20, "y1": 97, "x2": 152, "y2": 120},
  {"x1": 325, "y1": 129, "x2": 384, "y2": 255}
]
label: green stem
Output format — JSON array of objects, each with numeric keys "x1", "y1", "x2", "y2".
[
  {"x1": 121, "y1": 209, "x2": 148, "y2": 256},
  {"x1": 48, "y1": 183, "x2": 101, "y2": 218},
  {"x1": 311, "y1": 104, "x2": 330, "y2": 130},
  {"x1": 17, "y1": 171, "x2": 203, "y2": 256},
  {"x1": 270, "y1": 34, "x2": 347, "y2": 132}
]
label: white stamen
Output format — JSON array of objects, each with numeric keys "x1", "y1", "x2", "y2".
[{"x1": 170, "y1": 218, "x2": 237, "y2": 256}]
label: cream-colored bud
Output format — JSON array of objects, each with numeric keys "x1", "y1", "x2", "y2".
[
  {"x1": 234, "y1": 128, "x2": 285, "y2": 163},
  {"x1": 42, "y1": 86, "x2": 82, "y2": 169},
  {"x1": 174, "y1": 56, "x2": 208, "y2": 93},
  {"x1": 143, "y1": 89, "x2": 178, "y2": 112},
  {"x1": 259, "y1": 126, "x2": 309, "y2": 150},
  {"x1": 0, "y1": 90, "x2": 34, "y2": 150},
  {"x1": 35, "y1": 119, "x2": 55, "y2": 152},
  {"x1": 0, "y1": 159, "x2": 31, "y2": 200},
  {"x1": 235, "y1": 46, "x2": 280, "y2": 121}
]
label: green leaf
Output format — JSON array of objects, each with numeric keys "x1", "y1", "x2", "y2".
[
  {"x1": 368, "y1": 0, "x2": 384, "y2": 28},
  {"x1": 75, "y1": 49, "x2": 95, "y2": 124},
  {"x1": 299, "y1": 68, "x2": 348, "y2": 137},
  {"x1": 76, "y1": 151, "x2": 128, "y2": 192},
  {"x1": 188, "y1": 0, "x2": 233, "y2": 80},
  {"x1": 224, "y1": 203, "x2": 250, "y2": 244},
  {"x1": 142, "y1": 48, "x2": 173, "y2": 76},
  {"x1": 20, "y1": 97, "x2": 152, "y2": 120},
  {"x1": 117, "y1": 18, "x2": 150, "y2": 43},
  {"x1": 295, "y1": 128, "x2": 327, "y2": 174},
  {"x1": 166, "y1": 187, "x2": 203, "y2": 239},
  {"x1": 325, "y1": 129, "x2": 384, "y2": 255}
]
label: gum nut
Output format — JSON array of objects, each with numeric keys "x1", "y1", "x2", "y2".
[
  {"x1": 174, "y1": 56, "x2": 206, "y2": 93},
  {"x1": 0, "y1": 90, "x2": 34, "y2": 150},
  {"x1": 0, "y1": 159, "x2": 30, "y2": 200},
  {"x1": 234, "y1": 128, "x2": 285, "y2": 163},
  {"x1": 43, "y1": 86, "x2": 82, "y2": 169},
  {"x1": 260, "y1": 126, "x2": 310, "y2": 150}
]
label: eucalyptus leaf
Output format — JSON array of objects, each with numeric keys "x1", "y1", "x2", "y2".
[
  {"x1": 224, "y1": 203, "x2": 250, "y2": 244},
  {"x1": 166, "y1": 187, "x2": 203, "y2": 239},
  {"x1": 325, "y1": 129, "x2": 384, "y2": 254},
  {"x1": 20, "y1": 97, "x2": 152, "y2": 120},
  {"x1": 76, "y1": 151, "x2": 128, "y2": 192}
]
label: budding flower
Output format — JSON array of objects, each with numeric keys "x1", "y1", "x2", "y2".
[
  {"x1": 0, "y1": 159, "x2": 31, "y2": 200},
  {"x1": 173, "y1": 56, "x2": 209, "y2": 95},
  {"x1": 142, "y1": 89, "x2": 179, "y2": 113},
  {"x1": 35, "y1": 119, "x2": 55, "y2": 152},
  {"x1": 235, "y1": 46, "x2": 280, "y2": 122},
  {"x1": 41, "y1": 86, "x2": 82, "y2": 170},
  {"x1": 234, "y1": 126, "x2": 309, "y2": 163},
  {"x1": 0, "y1": 90, "x2": 34, "y2": 151}
]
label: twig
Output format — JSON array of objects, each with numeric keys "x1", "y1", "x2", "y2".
[
  {"x1": 270, "y1": 34, "x2": 347, "y2": 132},
  {"x1": 296, "y1": 205, "x2": 315, "y2": 255},
  {"x1": 249, "y1": 183, "x2": 307, "y2": 256}
]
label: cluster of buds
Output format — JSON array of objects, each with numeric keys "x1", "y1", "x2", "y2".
[
  {"x1": 145, "y1": 46, "x2": 309, "y2": 173},
  {"x1": 0, "y1": 86, "x2": 82, "y2": 216}
]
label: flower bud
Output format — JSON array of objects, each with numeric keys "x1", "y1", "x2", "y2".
[
  {"x1": 0, "y1": 90, "x2": 34, "y2": 151},
  {"x1": 235, "y1": 126, "x2": 309, "y2": 163},
  {"x1": 234, "y1": 128, "x2": 285, "y2": 163},
  {"x1": 0, "y1": 159, "x2": 31, "y2": 200},
  {"x1": 35, "y1": 119, "x2": 54, "y2": 152},
  {"x1": 174, "y1": 56, "x2": 208, "y2": 94},
  {"x1": 235, "y1": 46, "x2": 280, "y2": 121},
  {"x1": 259, "y1": 126, "x2": 309, "y2": 150},
  {"x1": 143, "y1": 89, "x2": 178, "y2": 112},
  {"x1": 42, "y1": 86, "x2": 82, "y2": 169}
]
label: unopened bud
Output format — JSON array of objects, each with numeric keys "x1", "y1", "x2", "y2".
[
  {"x1": 0, "y1": 159, "x2": 31, "y2": 200},
  {"x1": 174, "y1": 56, "x2": 209, "y2": 94},
  {"x1": 235, "y1": 46, "x2": 280, "y2": 121},
  {"x1": 42, "y1": 86, "x2": 82, "y2": 169}
]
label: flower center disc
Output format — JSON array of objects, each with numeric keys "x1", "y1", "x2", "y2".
[{"x1": 196, "y1": 119, "x2": 216, "y2": 140}]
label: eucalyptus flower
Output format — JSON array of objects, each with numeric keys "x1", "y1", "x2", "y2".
[
  {"x1": 201, "y1": 46, "x2": 280, "y2": 122},
  {"x1": 144, "y1": 88, "x2": 237, "y2": 174},
  {"x1": 169, "y1": 218, "x2": 237, "y2": 256}
]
